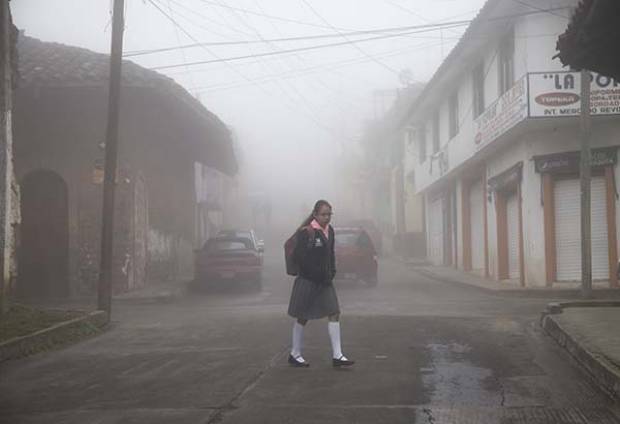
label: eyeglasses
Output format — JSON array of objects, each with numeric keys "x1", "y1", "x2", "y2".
[{"x1": 318, "y1": 212, "x2": 333, "y2": 217}]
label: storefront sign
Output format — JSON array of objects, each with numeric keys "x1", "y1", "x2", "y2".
[
  {"x1": 529, "y1": 71, "x2": 620, "y2": 117},
  {"x1": 534, "y1": 146, "x2": 618, "y2": 174},
  {"x1": 474, "y1": 75, "x2": 528, "y2": 151}
]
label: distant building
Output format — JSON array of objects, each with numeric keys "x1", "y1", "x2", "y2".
[
  {"x1": 13, "y1": 34, "x2": 237, "y2": 298},
  {"x1": 354, "y1": 83, "x2": 426, "y2": 257},
  {"x1": 403, "y1": 0, "x2": 620, "y2": 288}
]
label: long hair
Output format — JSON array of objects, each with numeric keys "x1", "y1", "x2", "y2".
[{"x1": 300, "y1": 199, "x2": 332, "y2": 228}]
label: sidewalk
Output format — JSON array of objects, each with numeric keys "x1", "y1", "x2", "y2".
[
  {"x1": 21, "y1": 280, "x2": 187, "y2": 312},
  {"x1": 541, "y1": 302, "x2": 620, "y2": 401},
  {"x1": 408, "y1": 263, "x2": 620, "y2": 298},
  {"x1": 113, "y1": 280, "x2": 187, "y2": 303}
]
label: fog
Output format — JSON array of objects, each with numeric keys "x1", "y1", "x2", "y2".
[{"x1": 12, "y1": 0, "x2": 486, "y2": 233}]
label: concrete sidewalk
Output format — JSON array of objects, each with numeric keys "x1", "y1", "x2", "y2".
[
  {"x1": 541, "y1": 303, "x2": 620, "y2": 401},
  {"x1": 411, "y1": 264, "x2": 620, "y2": 298}
]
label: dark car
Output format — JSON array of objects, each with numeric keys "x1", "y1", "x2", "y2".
[
  {"x1": 194, "y1": 232, "x2": 264, "y2": 289},
  {"x1": 342, "y1": 219, "x2": 383, "y2": 255},
  {"x1": 334, "y1": 227, "x2": 378, "y2": 286}
]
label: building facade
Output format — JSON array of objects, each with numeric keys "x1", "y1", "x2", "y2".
[
  {"x1": 13, "y1": 35, "x2": 237, "y2": 298},
  {"x1": 405, "y1": 0, "x2": 620, "y2": 288}
]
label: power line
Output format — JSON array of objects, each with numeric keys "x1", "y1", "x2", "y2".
[
  {"x1": 165, "y1": 0, "x2": 197, "y2": 92},
  {"x1": 299, "y1": 0, "x2": 400, "y2": 76},
  {"x1": 214, "y1": 0, "x2": 351, "y2": 144},
  {"x1": 196, "y1": 0, "x2": 355, "y2": 32},
  {"x1": 150, "y1": 23, "x2": 468, "y2": 71},
  {"x1": 148, "y1": 0, "x2": 357, "y2": 143},
  {"x1": 508, "y1": 0, "x2": 570, "y2": 19},
  {"x1": 123, "y1": 20, "x2": 472, "y2": 57},
  {"x1": 131, "y1": 6, "x2": 570, "y2": 65},
  {"x1": 164, "y1": 0, "x2": 252, "y2": 38},
  {"x1": 191, "y1": 40, "x2": 446, "y2": 94}
]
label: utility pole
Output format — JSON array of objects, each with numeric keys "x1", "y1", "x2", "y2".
[
  {"x1": 0, "y1": 1, "x2": 13, "y2": 316},
  {"x1": 579, "y1": 69, "x2": 592, "y2": 299},
  {"x1": 98, "y1": 0, "x2": 125, "y2": 317}
]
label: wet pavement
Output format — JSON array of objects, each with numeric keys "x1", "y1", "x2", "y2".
[{"x1": 1, "y1": 250, "x2": 619, "y2": 423}]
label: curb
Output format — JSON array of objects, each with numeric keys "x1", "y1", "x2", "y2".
[
  {"x1": 414, "y1": 267, "x2": 492, "y2": 295},
  {"x1": 113, "y1": 285, "x2": 185, "y2": 304},
  {"x1": 415, "y1": 267, "x2": 620, "y2": 299},
  {"x1": 0, "y1": 310, "x2": 108, "y2": 362},
  {"x1": 541, "y1": 306, "x2": 620, "y2": 401}
]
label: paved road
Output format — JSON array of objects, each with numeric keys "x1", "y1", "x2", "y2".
[{"x1": 1, "y1": 250, "x2": 619, "y2": 423}]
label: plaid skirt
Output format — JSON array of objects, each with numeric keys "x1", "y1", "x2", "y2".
[{"x1": 287, "y1": 276, "x2": 340, "y2": 320}]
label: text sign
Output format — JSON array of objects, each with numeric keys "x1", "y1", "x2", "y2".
[
  {"x1": 529, "y1": 72, "x2": 620, "y2": 117},
  {"x1": 474, "y1": 75, "x2": 528, "y2": 151}
]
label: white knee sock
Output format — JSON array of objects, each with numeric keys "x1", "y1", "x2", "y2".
[
  {"x1": 328, "y1": 321, "x2": 345, "y2": 359},
  {"x1": 291, "y1": 322, "x2": 304, "y2": 358}
]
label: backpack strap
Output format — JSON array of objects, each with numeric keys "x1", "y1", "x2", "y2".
[{"x1": 302, "y1": 225, "x2": 317, "y2": 249}]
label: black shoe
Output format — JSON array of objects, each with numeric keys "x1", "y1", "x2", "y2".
[
  {"x1": 288, "y1": 354, "x2": 310, "y2": 368},
  {"x1": 332, "y1": 356, "x2": 355, "y2": 367}
]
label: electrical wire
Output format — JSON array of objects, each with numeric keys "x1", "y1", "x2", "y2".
[
  {"x1": 299, "y1": 0, "x2": 401, "y2": 76},
  {"x1": 508, "y1": 0, "x2": 570, "y2": 19},
  {"x1": 191, "y1": 40, "x2": 446, "y2": 94},
  {"x1": 196, "y1": 0, "x2": 355, "y2": 32},
  {"x1": 123, "y1": 20, "x2": 473, "y2": 57},
  {"x1": 149, "y1": 23, "x2": 468, "y2": 71},
  {"x1": 147, "y1": 0, "x2": 356, "y2": 143}
]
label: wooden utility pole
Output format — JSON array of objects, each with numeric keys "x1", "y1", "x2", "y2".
[
  {"x1": 98, "y1": 0, "x2": 125, "y2": 317},
  {"x1": 579, "y1": 69, "x2": 592, "y2": 299},
  {"x1": 0, "y1": 1, "x2": 14, "y2": 317}
]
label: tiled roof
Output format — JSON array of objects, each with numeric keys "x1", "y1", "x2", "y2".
[
  {"x1": 19, "y1": 34, "x2": 170, "y2": 88},
  {"x1": 17, "y1": 33, "x2": 237, "y2": 175},
  {"x1": 17, "y1": 33, "x2": 228, "y2": 131}
]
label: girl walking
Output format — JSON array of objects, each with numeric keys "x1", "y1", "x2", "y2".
[{"x1": 287, "y1": 200, "x2": 354, "y2": 368}]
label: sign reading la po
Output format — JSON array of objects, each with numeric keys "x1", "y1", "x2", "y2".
[{"x1": 529, "y1": 72, "x2": 620, "y2": 117}]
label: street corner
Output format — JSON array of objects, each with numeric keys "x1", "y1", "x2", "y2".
[{"x1": 541, "y1": 303, "x2": 620, "y2": 401}]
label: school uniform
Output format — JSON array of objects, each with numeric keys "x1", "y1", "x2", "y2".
[{"x1": 287, "y1": 224, "x2": 340, "y2": 320}]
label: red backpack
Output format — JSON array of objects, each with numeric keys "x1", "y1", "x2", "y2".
[{"x1": 284, "y1": 226, "x2": 315, "y2": 276}]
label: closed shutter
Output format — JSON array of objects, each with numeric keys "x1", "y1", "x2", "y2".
[
  {"x1": 429, "y1": 198, "x2": 444, "y2": 265},
  {"x1": 555, "y1": 177, "x2": 609, "y2": 281},
  {"x1": 506, "y1": 193, "x2": 520, "y2": 280},
  {"x1": 469, "y1": 180, "x2": 485, "y2": 271}
]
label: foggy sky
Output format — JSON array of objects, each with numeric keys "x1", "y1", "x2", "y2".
[{"x1": 12, "y1": 0, "x2": 486, "y2": 225}]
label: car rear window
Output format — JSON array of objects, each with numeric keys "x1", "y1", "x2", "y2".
[
  {"x1": 335, "y1": 232, "x2": 359, "y2": 246},
  {"x1": 207, "y1": 238, "x2": 253, "y2": 251},
  {"x1": 335, "y1": 231, "x2": 375, "y2": 250}
]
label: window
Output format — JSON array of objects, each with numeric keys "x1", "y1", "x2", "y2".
[
  {"x1": 449, "y1": 92, "x2": 459, "y2": 138},
  {"x1": 472, "y1": 61, "x2": 485, "y2": 118},
  {"x1": 418, "y1": 124, "x2": 427, "y2": 164},
  {"x1": 432, "y1": 113, "x2": 440, "y2": 153},
  {"x1": 498, "y1": 30, "x2": 515, "y2": 94}
]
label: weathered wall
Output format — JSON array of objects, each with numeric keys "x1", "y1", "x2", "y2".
[{"x1": 13, "y1": 86, "x2": 200, "y2": 295}]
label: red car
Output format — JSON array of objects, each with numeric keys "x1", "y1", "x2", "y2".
[
  {"x1": 342, "y1": 219, "x2": 383, "y2": 255},
  {"x1": 194, "y1": 235, "x2": 263, "y2": 289},
  {"x1": 334, "y1": 227, "x2": 378, "y2": 286}
]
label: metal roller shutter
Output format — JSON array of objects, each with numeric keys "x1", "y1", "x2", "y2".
[
  {"x1": 429, "y1": 198, "x2": 444, "y2": 265},
  {"x1": 554, "y1": 177, "x2": 609, "y2": 281},
  {"x1": 506, "y1": 193, "x2": 520, "y2": 280},
  {"x1": 469, "y1": 180, "x2": 485, "y2": 272}
]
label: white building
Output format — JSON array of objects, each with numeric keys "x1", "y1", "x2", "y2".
[{"x1": 405, "y1": 0, "x2": 620, "y2": 288}]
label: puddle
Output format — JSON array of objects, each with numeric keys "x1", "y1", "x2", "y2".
[{"x1": 422, "y1": 342, "x2": 503, "y2": 406}]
